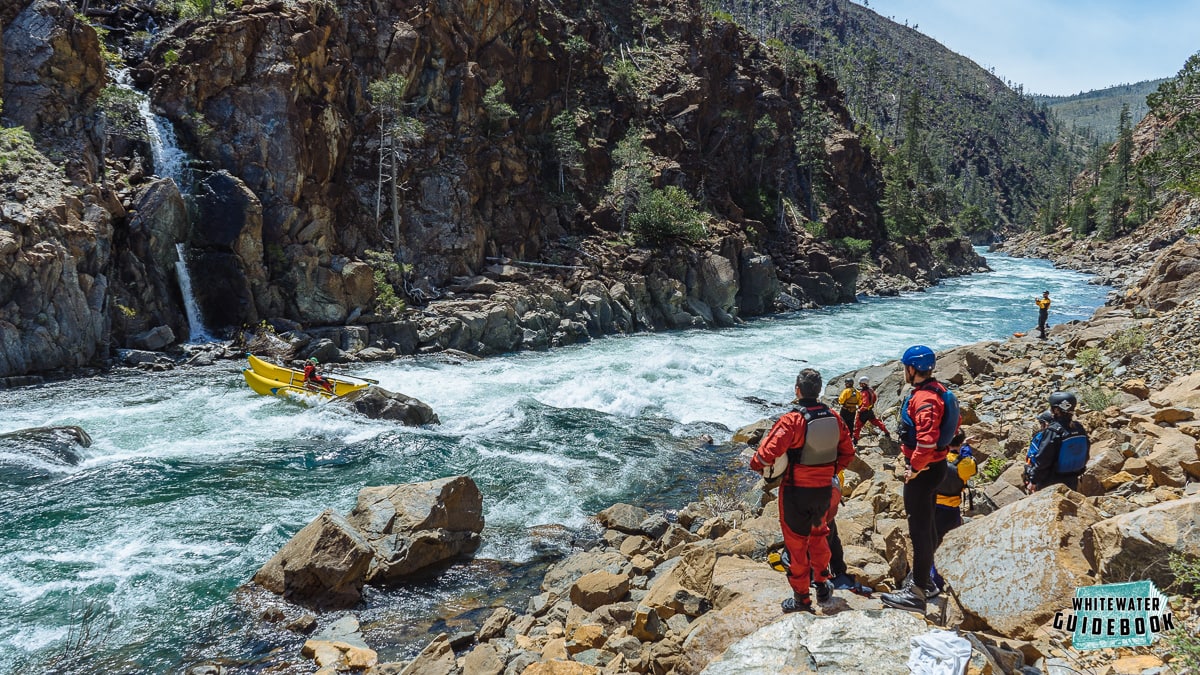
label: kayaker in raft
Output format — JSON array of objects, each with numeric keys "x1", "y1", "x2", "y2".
[{"x1": 303, "y1": 357, "x2": 334, "y2": 393}]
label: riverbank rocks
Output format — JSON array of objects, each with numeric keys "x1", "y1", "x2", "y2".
[
  {"x1": 335, "y1": 386, "x2": 440, "y2": 426},
  {"x1": 346, "y1": 476, "x2": 484, "y2": 582},
  {"x1": 1089, "y1": 495, "x2": 1200, "y2": 587},
  {"x1": 699, "y1": 609, "x2": 930, "y2": 674},
  {"x1": 938, "y1": 485, "x2": 1102, "y2": 639},
  {"x1": 252, "y1": 510, "x2": 374, "y2": 610}
]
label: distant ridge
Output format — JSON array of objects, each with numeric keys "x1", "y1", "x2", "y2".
[{"x1": 1033, "y1": 79, "x2": 1168, "y2": 143}]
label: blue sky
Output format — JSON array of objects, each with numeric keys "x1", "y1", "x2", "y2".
[{"x1": 856, "y1": 0, "x2": 1200, "y2": 95}]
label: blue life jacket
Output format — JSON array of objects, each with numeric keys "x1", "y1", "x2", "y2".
[
  {"x1": 1055, "y1": 427, "x2": 1090, "y2": 473},
  {"x1": 898, "y1": 381, "x2": 960, "y2": 449},
  {"x1": 1026, "y1": 431, "x2": 1044, "y2": 461}
]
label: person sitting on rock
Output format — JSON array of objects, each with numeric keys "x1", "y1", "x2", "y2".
[
  {"x1": 303, "y1": 357, "x2": 334, "y2": 393},
  {"x1": 854, "y1": 376, "x2": 892, "y2": 443},
  {"x1": 751, "y1": 368, "x2": 856, "y2": 614},
  {"x1": 930, "y1": 431, "x2": 977, "y2": 593},
  {"x1": 1024, "y1": 392, "x2": 1090, "y2": 492},
  {"x1": 837, "y1": 378, "x2": 859, "y2": 430}
]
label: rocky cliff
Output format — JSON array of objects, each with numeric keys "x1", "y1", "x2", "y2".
[{"x1": 1, "y1": 0, "x2": 985, "y2": 380}]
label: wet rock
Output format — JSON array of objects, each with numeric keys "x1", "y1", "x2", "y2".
[
  {"x1": 335, "y1": 386, "x2": 439, "y2": 426},
  {"x1": 252, "y1": 509, "x2": 374, "y2": 609},
  {"x1": 345, "y1": 476, "x2": 484, "y2": 582},
  {"x1": 0, "y1": 425, "x2": 91, "y2": 471}
]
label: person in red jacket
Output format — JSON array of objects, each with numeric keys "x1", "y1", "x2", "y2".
[
  {"x1": 853, "y1": 376, "x2": 892, "y2": 443},
  {"x1": 751, "y1": 368, "x2": 856, "y2": 613},
  {"x1": 881, "y1": 345, "x2": 955, "y2": 614},
  {"x1": 303, "y1": 357, "x2": 334, "y2": 393}
]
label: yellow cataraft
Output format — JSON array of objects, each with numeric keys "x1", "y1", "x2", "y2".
[{"x1": 242, "y1": 355, "x2": 370, "y2": 403}]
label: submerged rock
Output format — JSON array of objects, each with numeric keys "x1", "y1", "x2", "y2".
[
  {"x1": 0, "y1": 425, "x2": 92, "y2": 467},
  {"x1": 335, "y1": 386, "x2": 439, "y2": 426}
]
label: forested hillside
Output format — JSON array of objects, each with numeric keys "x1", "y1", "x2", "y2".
[
  {"x1": 1034, "y1": 79, "x2": 1167, "y2": 144},
  {"x1": 707, "y1": 0, "x2": 1095, "y2": 240},
  {"x1": 1036, "y1": 54, "x2": 1200, "y2": 242}
]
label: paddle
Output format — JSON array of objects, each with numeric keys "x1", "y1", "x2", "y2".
[{"x1": 328, "y1": 372, "x2": 380, "y2": 385}]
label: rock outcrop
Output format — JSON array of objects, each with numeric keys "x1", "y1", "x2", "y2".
[
  {"x1": 938, "y1": 486, "x2": 1103, "y2": 639},
  {"x1": 1089, "y1": 495, "x2": 1200, "y2": 588},
  {"x1": 254, "y1": 476, "x2": 485, "y2": 608},
  {"x1": 345, "y1": 476, "x2": 484, "y2": 582},
  {"x1": 252, "y1": 509, "x2": 375, "y2": 610},
  {"x1": 335, "y1": 385, "x2": 439, "y2": 426}
]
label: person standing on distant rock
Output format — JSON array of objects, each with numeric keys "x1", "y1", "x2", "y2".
[
  {"x1": 1035, "y1": 291, "x2": 1052, "y2": 339},
  {"x1": 837, "y1": 378, "x2": 859, "y2": 430},
  {"x1": 880, "y1": 345, "x2": 956, "y2": 614},
  {"x1": 1025, "y1": 392, "x2": 1090, "y2": 492},
  {"x1": 854, "y1": 376, "x2": 892, "y2": 443},
  {"x1": 751, "y1": 368, "x2": 856, "y2": 614}
]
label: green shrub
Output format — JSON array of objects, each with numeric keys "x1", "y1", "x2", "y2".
[
  {"x1": 834, "y1": 237, "x2": 872, "y2": 259},
  {"x1": 1164, "y1": 554, "x2": 1200, "y2": 672},
  {"x1": 630, "y1": 186, "x2": 708, "y2": 246},
  {"x1": 1074, "y1": 347, "x2": 1101, "y2": 370},
  {"x1": 163, "y1": 49, "x2": 179, "y2": 66},
  {"x1": 364, "y1": 249, "x2": 412, "y2": 316},
  {"x1": 1079, "y1": 385, "x2": 1118, "y2": 412},
  {"x1": 97, "y1": 86, "x2": 147, "y2": 139},
  {"x1": 1108, "y1": 326, "x2": 1147, "y2": 359},
  {"x1": 0, "y1": 126, "x2": 41, "y2": 175},
  {"x1": 608, "y1": 59, "x2": 640, "y2": 98},
  {"x1": 711, "y1": 10, "x2": 734, "y2": 23},
  {"x1": 373, "y1": 270, "x2": 405, "y2": 315},
  {"x1": 482, "y1": 81, "x2": 516, "y2": 132},
  {"x1": 979, "y1": 456, "x2": 1006, "y2": 483}
]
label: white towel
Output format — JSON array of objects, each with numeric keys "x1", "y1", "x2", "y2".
[{"x1": 907, "y1": 629, "x2": 973, "y2": 675}]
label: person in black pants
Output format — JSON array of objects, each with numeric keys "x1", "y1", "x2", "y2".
[{"x1": 881, "y1": 345, "x2": 956, "y2": 614}]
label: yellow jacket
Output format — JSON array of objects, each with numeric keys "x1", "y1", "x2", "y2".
[
  {"x1": 936, "y1": 453, "x2": 977, "y2": 508},
  {"x1": 837, "y1": 387, "x2": 859, "y2": 410},
  {"x1": 1036, "y1": 298, "x2": 1051, "y2": 311}
]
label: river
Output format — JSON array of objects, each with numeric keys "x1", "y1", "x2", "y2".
[{"x1": 0, "y1": 251, "x2": 1109, "y2": 673}]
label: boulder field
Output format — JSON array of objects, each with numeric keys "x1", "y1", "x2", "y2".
[{"x1": 219, "y1": 238, "x2": 1200, "y2": 674}]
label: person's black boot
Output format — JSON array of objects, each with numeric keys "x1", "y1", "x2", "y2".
[
  {"x1": 781, "y1": 592, "x2": 815, "y2": 614},
  {"x1": 881, "y1": 581, "x2": 927, "y2": 613},
  {"x1": 814, "y1": 580, "x2": 833, "y2": 603}
]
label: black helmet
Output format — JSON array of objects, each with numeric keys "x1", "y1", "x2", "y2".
[
  {"x1": 1037, "y1": 410, "x2": 1054, "y2": 424},
  {"x1": 1049, "y1": 391, "x2": 1077, "y2": 413}
]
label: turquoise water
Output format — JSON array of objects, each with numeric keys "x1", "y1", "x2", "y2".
[{"x1": 0, "y1": 252, "x2": 1109, "y2": 673}]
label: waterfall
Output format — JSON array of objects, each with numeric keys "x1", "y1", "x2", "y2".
[
  {"x1": 111, "y1": 66, "x2": 188, "y2": 188},
  {"x1": 175, "y1": 243, "x2": 212, "y2": 342}
]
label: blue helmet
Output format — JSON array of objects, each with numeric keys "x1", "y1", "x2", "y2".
[{"x1": 901, "y1": 345, "x2": 936, "y2": 371}]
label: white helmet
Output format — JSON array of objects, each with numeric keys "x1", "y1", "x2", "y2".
[{"x1": 858, "y1": 376, "x2": 870, "y2": 385}]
